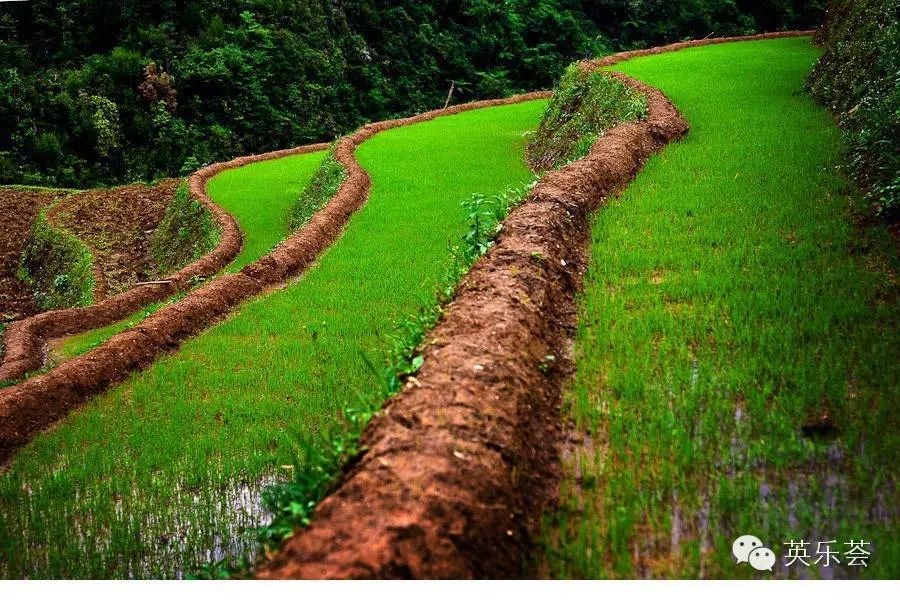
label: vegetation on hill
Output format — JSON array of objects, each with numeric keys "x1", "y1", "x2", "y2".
[
  {"x1": 0, "y1": 1, "x2": 824, "y2": 188},
  {"x1": 807, "y1": 0, "x2": 899, "y2": 219},
  {"x1": 17, "y1": 212, "x2": 94, "y2": 310},
  {"x1": 150, "y1": 182, "x2": 220, "y2": 276}
]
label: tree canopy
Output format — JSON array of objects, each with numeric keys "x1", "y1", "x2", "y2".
[{"x1": 0, "y1": 0, "x2": 825, "y2": 187}]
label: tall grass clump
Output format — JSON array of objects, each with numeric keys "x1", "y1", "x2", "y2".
[
  {"x1": 526, "y1": 64, "x2": 647, "y2": 171},
  {"x1": 807, "y1": 0, "x2": 899, "y2": 219},
  {"x1": 17, "y1": 212, "x2": 94, "y2": 309},
  {"x1": 288, "y1": 148, "x2": 346, "y2": 231},
  {"x1": 150, "y1": 181, "x2": 220, "y2": 275}
]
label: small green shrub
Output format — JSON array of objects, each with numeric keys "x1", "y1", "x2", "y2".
[
  {"x1": 18, "y1": 213, "x2": 95, "y2": 310},
  {"x1": 151, "y1": 181, "x2": 220, "y2": 275},
  {"x1": 807, "y1": 0, "x2": 900, "y2": 218},
  {"x1": 288, "y1": 148, "x2": 346, "y2": 231},
  {"x1": 526, "y1": 64, "x2": 647, "y2": 171}
]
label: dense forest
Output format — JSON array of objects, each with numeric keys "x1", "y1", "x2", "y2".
[{"x1": 1, "y1": 1, "x2": 825, "y2": 188}]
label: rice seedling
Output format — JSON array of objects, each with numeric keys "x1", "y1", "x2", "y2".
[{"x1": 544, "y1": 37, "x2": 899, "y2": 579}]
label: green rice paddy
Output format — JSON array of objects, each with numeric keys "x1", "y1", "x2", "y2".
[
  {"x1": 50, "y1": 152, "x2": 327, "y2": 362},
  {"x1": 0, "y1": 100, "x2": 545, "y2": 578},
  {"x1": 208, "y1": 151, "x2": 329, "y2": 273},
  {"x1": 543, "y1": 37, "x2": 899, "y2": 579},
  {"x1": 4, "y1": 35, "x2": 894, "y2": 582}
]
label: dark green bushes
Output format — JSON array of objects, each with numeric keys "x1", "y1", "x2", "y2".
[
  {"x1": 288, "y1": 149, "x2": 346, "y2": 231},
  {"x1": 526, "y1": 65, "x2": 647, "y2": 170},
  {"x1": 807, "y1": 0, "x2": 899, "y2": 218},
  {"x1": 0, "y1": 1, "x2": 825, "y2": 189},
  {"x1": 150, "y1": 182, "x2": 220, "y2": 275},
  {"x1": 18, "y1": 213, "x2": 94, "y2": 310}
]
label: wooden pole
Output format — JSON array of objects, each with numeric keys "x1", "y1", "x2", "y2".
[{"x1": 443, "y1": 81, "x2": 456, "y2": 109}]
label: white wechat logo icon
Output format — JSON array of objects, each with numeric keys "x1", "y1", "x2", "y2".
[
  {"x1": 748, "y1": 547, "x2": 776, "y2": 571},
  {"x1": 733, "y1": 534, "x2": 775, "y2": 571}
]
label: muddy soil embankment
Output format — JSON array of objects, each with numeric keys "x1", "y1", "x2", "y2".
[{"x1": 257, "y1": 31, "x2": 813, "y2": 579}]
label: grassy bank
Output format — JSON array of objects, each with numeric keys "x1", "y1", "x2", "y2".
[
  {"x1": 0, "y1": 100, "x2": 545, "y2": 578},
  {"x1": 544, "y1": 37, "x2": 898, "y2": 579}
]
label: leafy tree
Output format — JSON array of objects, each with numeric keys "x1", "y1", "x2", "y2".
[{"x1": 0, "y1": 0, "x2": 825, "y2": 188}]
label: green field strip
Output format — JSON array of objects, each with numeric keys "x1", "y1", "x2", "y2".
[
  {"x1": 0, "y1": 99, "x2": 546, "y2": 578},
  {"x1": 545, "y1": 38, "x2": 899, "y2": 578},
  {"x1": 207, "y1": 151, "x2": 328, "y2": 272}
]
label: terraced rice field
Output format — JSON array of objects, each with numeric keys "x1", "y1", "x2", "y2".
[
  {"x1": 544, "y1": 37, "x2": 899, "y2": 579},
  {"x1": 49, "y1": 151, "x2": 327, "y2": 363},
  {"x1": 0, "y1": 100, "x2": 545, "y2": 578}
]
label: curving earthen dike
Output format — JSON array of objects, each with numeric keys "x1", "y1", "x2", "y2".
[
  {"x1": 0, "y1": 169, "x2": 244, "y2": 383},
  {"x1": 255, "y1": 31, "x2": 814, "y2": 579}
]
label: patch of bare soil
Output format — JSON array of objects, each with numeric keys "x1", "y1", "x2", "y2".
[
  {"x1": 0, "y1": 166, "x2": 244, "y2": 383},
  {"x1": 48, "y1": 180, "x2": 179, "y2": 300},
  {"x1": 0, "y1": 189, "x2": 64, "y2": 322}
]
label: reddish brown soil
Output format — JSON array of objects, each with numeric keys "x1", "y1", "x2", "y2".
[
  {"x1": 256, "y1": 31, "x2": 813, "y2": 580},
  {"x1": 0, "y1": 189, "x2": 61, "y2": 322},
  {"x1": 48, "y1": 180, "x2": 179, "y2": 300},
  {"x1": 0, "y1": 163, "x2": 246, "y2": 382}
]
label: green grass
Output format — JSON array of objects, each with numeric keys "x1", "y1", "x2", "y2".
[
  {"x1": 150, "y1": 182, "x2": 220, "y2": 277},
  {"x1": 208, "y1": 150, "x2": 328, "y2": 272},
  {"x1": 0, "y1": 100, "x2": 545, "y2": 578},
  {"x1": 526, "y1": 65, "x2": 647, "y2": 171},
  {"x1": 544, "y1": 37, "x2": 899, "y2": 579},
  {"x1": 51, "y1": 295, "x2": 187, "y2": 364},
  {"x1": 288, "y1": 148, "x2": 345, "y2": 231},
  {"x1": 18, "y1": 211, "x2": 95, "y2": 310}
]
